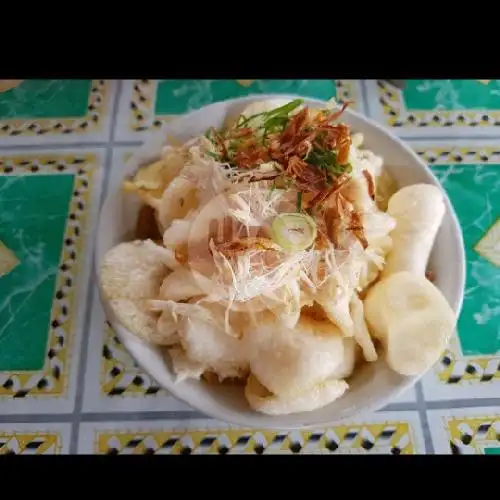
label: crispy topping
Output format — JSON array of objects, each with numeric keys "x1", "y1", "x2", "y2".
[
  {"x1": 202, "y1": 370, "x2": 249, "y2": 385},
  {"x1": 302, "y1": 301, "x2": 329, "y2": 321},
  {"x1": 175, "y1": 244, "x2": 189, "y2": 265},
  {"x1": 215, "y1": 237, "x2": 280, "y2": 256},
  {"x1": 313, "y1": 216, "x2": 332, "y2": 250},
  {"x1": 205, "y1": 100, "x2": 373, "y2": 252},
  {"x1": 135, "y1": 205, "x2": 162, "y2": 241},
  {"x1": 348, "y1": 211, "x2": 369, "y2": 249},
  {"x1": 318, "y1": 189, "x2": 368, "y2": 250},
  {"x1": 211, "y1": 236, "x2": 285, "y2": 285},
  {"x1": 315, "y1": 101, "x2": 352, "y2": 124},
  {"x1": 209, "y1": 101, "x2": 353, "y2": 202},
  {"x1": 362, "y1": 169, "x2": 376, "y2": 201},
  {"x1": 309, "y1": 173, "x2": 350, "y2": 209}
]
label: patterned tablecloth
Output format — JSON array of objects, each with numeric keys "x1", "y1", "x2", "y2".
[{"x1": 0, "y1": 79, "x2": 499, "y2": 455}]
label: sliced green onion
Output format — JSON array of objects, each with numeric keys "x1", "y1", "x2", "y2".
[
  {"x1": 236, "y1": 115, "x2": 246, "y2": 127},
  {"x1": 206, "y1": 151, "x2": 220, "y2": 160},
  {"x1": 265, "y1": 99, "x2": 304, "y2": 118},
  {"x1": 236, "y1": 99, "x2": 304, "y2": 129},
  {"x1": 236, "y1": 111, "x2": 267, "y2": 129},
  {"x1": 263, "y1": 115, "x2": 289, "y2": 134},
  {"x1": 204, "y1": 127, "x2": 217, "y2": 141},
  {"x1": 296, "y1": 191, "x2": 303, "y2": 212},
  {"x1": 268, "y1": 183, "x2": 277, "y2": 200},
  {"x1": 271, "y1": 213, "x2": 317, "y2": 252}
]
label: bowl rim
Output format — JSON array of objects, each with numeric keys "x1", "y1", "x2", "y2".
[{"x1": 94, "y1": 93, "x2": 466, "y2": 429}]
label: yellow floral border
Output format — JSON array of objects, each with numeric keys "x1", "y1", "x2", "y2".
[
  {"x1": 99, "y1": 323, "x2": 167, "y2": 398},
  {"x1": 0, "y1": 154, "x2": 96, "y2": 398},
  {"x1": 0, "y1": 432, "x2": 62, "y2": 454},
  {"x1": 445, "y1": 415, "x2": 500, "y2": 454},
  {"x1": 94, "y1": 421, "x2": 417, "y2": 454},
  {"x1": 0, "y1": 80, "x2": 111, "y2": 137},
  {"x1": 377, "y1": 80, "x2": 500, "y2": 128}
]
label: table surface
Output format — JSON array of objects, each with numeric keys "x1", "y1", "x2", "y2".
[{"x1": 0, "y1": 79, "x2": 499, "y2": 455}]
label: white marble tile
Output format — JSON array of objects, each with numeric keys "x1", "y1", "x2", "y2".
[
  {"x1": 364, "y1": 79, "x2": 500, "y2": 138},
  {"x1": 0, "y1": 80, "x2": 117, "y2": 146},
  {"x1": 0, "y1": 147, "x2": 105, "y2": 414}
]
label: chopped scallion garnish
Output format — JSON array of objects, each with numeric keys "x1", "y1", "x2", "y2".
[
  {"x1": 206, "y1": 151, "x2": 220, "y2": 160},
  {"x1": 296, "y1": 191, "x2": 303, "y2": 212},
  {"x1": 271, "y1": 213, "x2": 317, "y2": 252},
  {"x1": 236, "y1": 99, "x2": 304, "y2": 130}
]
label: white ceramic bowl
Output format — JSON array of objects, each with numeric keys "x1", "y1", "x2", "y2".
[{"x1": 95, "y1": 95, "x2": 466, "y2": 429}]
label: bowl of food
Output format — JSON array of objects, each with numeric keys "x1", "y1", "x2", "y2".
[{"x1": 95, "y1": 94, "x2": 465, "y2": 429}]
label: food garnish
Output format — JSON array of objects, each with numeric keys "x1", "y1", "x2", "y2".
[
  {"x1": 202, "y1": 99, "x2": 373, "y2": 252},
  {"x1": 271, "y1": 213, "x2": 317, "y2": 252},
  {"x1": 207, "y1": 100, "x2": 353, "y2": 200}
]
